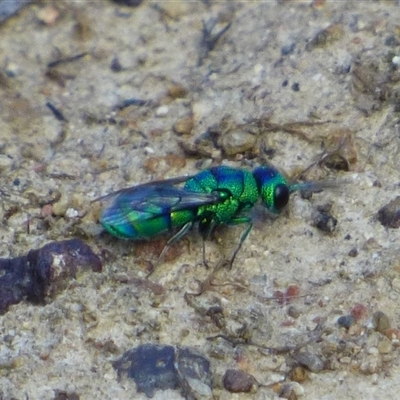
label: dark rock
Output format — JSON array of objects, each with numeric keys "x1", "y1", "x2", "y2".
[
  {"x1": 313, "y1": 209, "x2": 338, "y2": 233},
  {"x1": 113, "y1": 344, "x2": 212, "y2": 398},
  {"x1": 372, "y1": 311, "x2": 391, "y2": 333},
  {"x1": 111, "y1": 0, "x2": 144, "y2": 6},
  {"x1": 0, "y1": 239, "x2": 102, "y2": 314},
  {"x1": 377, "y1": 196, "x2": 400, "y2": 228},
  {"x1": 348, "y1": 247, "x2": 358, "y2": 257},
  {"x1": 337, "y1": 315, "x2": 355, "y2": 329},
  {"x1": 113, "y1": 344, "x2": 178, "y2": 397},
  {"x1": 293, "y1": 351, "x2": 325, "y2": 373},
  {"x1": 222, "y1": 369, "x2": 257, "y2": 393},
  {"x1": 53, "y1": 390, "x2": 80, "y2": 400}
]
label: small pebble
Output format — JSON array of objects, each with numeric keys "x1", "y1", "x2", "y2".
[
  {"x1": 168, "y1": 84, "x2": 188, "y2": 98},
  {"x1": 36, "y1": 5, "x2": 60, "y2": 25},
  {"x1": 286, "y1": 284, "x2": 300, "y2": 302},
  {"x1": 337, "y1": 315, "x2": 355, "y2": 329},
  {"x1": 290, "y1": 366, "x2": 308, "y2": 383},
  {"x1": 220, "y1": 130, "x2": 256, "y2": 156},
  {"x1": 52, "y1": 196, "x2": 71, "y2": 216},
  {"x1": 392, "y1": 55, "x2": 400, "y2": 67},
  {"x1": 110, "y1": 56, "x2": 123, "y2": 72},
  {"x1": 173, "y1": 115, "x2": 193, "y2": 135},
  {"x1": 372, "y1": 311, "x2": 390, "y2": 333},
  {"x1": 65, "y1": 208, "x2": 79, "y2": 218},
  {"x1": 348, "y1": 247, "x2": 358, "y2": 257},
  {"x1": 313, "y1": 210, "x2": 338, "y2": 233},
  {"x1": 155, "y1": 106, "x2": 169, "y2": 117},
  {"x1": 223, "y1": 369, "x2": 258, "y2": 393},
  {"x1": 41, "y1": 204, "x2": 53, "y2": 218},
  {"x1": 5, "y1": 61, "x2": 22, "y2": 78},
  {"x1": 291, "y1": 82, "x2": 300, "y2": 92},
  {"x1": 377, "y1": 338, "x2": 392, "y2": 354},
  {"x1": 351, "y1": 304, "x2": 368, "y2": 321},
  {"x1": 377, "y1": 196, "x2": 400, "y2": 228},
  {"x1": 287, "y1": 306, "x2": 301, "y2": 319},
  {"x1": 281, "y1": 43, "x2": 296, "y2": 55},
  {"x1": 294, "y1": 351, "x2": 325, "y2": 373}
]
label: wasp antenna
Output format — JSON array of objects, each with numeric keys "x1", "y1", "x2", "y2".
[{"x1": 289, "y1": 179, "x2": 340, "y2": 194}]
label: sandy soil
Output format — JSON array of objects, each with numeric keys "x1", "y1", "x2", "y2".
[{"x1": 1, "y1": 1, "x2": 400, "y2": 399}]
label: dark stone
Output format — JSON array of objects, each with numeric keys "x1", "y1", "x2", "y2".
[
  {"x1": 337, "y1": 315, "x2": 355, "y2": 329},
  {"x1": 111, "y1": 0, "x2": 144, "y2": 6},
  {"x1": 223, "y1": 369, "x2": 257, "y2": 393},
  {"x1": 377, "y1": 196, "x2": 400, "y2": 228},
  {"x1": 291, "y1": 82, "x2": 300, "y2": 92},
  {"x1": 294, "y1": 351, "x2": 325, "y2": 373},
  {"x1": 348, "y1": 247, "x2": 358, "y2": 257},
  {"x1": 313, "y1": 210, "x2": 337, "y2": 233},
  {"x1": 113, "y1": 344, "x2": 178, "y2": 397},
  {"x1": 281, "y1": 43, "x2": 296, "y2": 55},
  {"x1": 0, "y1": 239, "x2": 102, "y2": 314},
  {"x1": 53, "y1": 390, "x2": 80, "y2": 400},
  {"x1": 113, "y1": 345, "x2": 212, "y2": 398}
]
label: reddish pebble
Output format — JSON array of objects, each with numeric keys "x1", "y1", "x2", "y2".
[
  {"x1": 223, "y1": 369, "x2": 257, "y2": 393},
  {"x1": 41, "y1": 204, "x2": 53, "y2": 217},
  {"x1": 274, "y1": 290, "x2": 286, "y2": 305},
  {"x1": 351, "y1": 304, "x2": 368, "y2": 321},
  {"x1": 312, "y1": 316, "x2": 322, "y2": 324},
  {"x1": 286, "y1": 285, "x2": 300, "y2": 302}
]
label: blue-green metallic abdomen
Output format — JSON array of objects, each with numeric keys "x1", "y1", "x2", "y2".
[{"x1": 100, "y1": 187, "x2": 199, "y2": 239}]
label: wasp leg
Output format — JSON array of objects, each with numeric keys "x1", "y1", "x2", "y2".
[
  {"x1": 146, "y1": 222, "x2": 193, "y2": 278},
  {"x1": 199, "y1": 219, "x2": 219, "y2": 269},
  {"x1": 226, "y1": 217, "x2": 252, "y2": 270}
]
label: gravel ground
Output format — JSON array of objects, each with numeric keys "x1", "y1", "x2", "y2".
[{"x1": 1, "y1": 1, "x2": 400, "y2": 399}]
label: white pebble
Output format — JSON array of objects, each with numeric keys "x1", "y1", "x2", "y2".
[
  {"x1": 392, "y1": 56, "x2": 400, "y2": 67},
  {"x1": 156, "y1": 106, "x2": 169, "y2": 117},
  {"x1": 65, "y1": 208, "x2": 79, "y2": 218}
]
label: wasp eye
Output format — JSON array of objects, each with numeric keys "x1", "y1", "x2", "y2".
[{"x1": 274, "y1": 184, "x2": 289, "y2": 211}]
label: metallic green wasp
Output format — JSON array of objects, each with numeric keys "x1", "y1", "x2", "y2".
[{"x1": 98, "y1": 165, "x2": 327, "y2": 272}]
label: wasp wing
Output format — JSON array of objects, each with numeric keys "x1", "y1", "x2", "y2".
[
  {"x1": 99, "y1": 182, "x2": 222, "y2": 228},
  {"x1": 93, "y1": 174, "x2": 195, "y2": 203}
]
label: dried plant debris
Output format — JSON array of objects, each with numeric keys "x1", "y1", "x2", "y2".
[
  {"x1": 0, "y1": 239, "x2": 102, "y2": 314},
  {"x1": 113, "y1": 344, "x2": 212, "y2": 398},
  {"x1": 197, "y1": 17, "x2": 232, "y2": 66}
]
